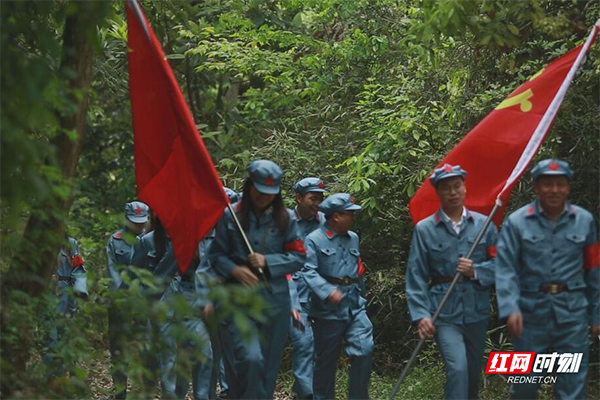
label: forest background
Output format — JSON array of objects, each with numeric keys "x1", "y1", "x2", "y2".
[{"x1": 1, "y1": 0, "x2": 599, "y2": 399}]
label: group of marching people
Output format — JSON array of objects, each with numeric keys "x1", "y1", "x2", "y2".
[
  {"x1": 50, "y1": 157, "x2": 598, "y2": 400},
  {"x1": 100, "y1": 159, "x2": 372, "y2": 400}
]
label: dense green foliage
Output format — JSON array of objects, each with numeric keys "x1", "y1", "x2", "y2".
[{"x1": 2, "y1": 0, "x2": 599, "y2": 398}]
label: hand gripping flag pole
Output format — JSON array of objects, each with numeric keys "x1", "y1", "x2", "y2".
[
  {"x1": 391, "y1": 19, "x2": 599, "y2": 399},
  {"x1": 226, "y1": 202, "x2": 272, "y2": 293}
]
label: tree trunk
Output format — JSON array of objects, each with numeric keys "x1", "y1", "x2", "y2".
[
  {"x1": 1, "y1": 8, "x2": 96, "y2": 395},
  {"x1": 19, "y1": 5, "x2": 94, "y2": 295}
]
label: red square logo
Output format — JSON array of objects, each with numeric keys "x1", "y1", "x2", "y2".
[{"x1": 485, "y1": 352, "x2": 535, "y2": 374}]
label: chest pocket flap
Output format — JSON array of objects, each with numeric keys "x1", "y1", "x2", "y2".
[
  {"x1": 523, "y1": 233, "x2": 544, "y2": 243},
  {"x1": 566, "y1": 233, "x2": 585, "y2": 243},
  {"x1": 320, "y1": 248, "x2": 337, "y2": 257},
  {"x1": 349, "y1": 248, "x2": 360, "y2": 257},
  {"x1": 432, "y1": 242, "x2": 450, "y2": 252},
  {"x1": 115, "y1": 248, "x2": 127, "y2": 256},
  {"x1": 566, "y1": 280, "x2": 586, "y2": 290}
]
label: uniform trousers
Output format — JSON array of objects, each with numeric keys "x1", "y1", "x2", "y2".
[
  {"x1": 434, "y1": 320, "x2": 488, "y2": 400},
  {"x1": 510, "y1": 309, "x2": 589, "y2": 400},
  {"x1": 223, "y1": 305, "x2": 290, "y2": 399},
  {"x1": 160, "y1": 318, "x2": 213, "y2": 400},
  {"x1": 108, "y1": 304, "x2": 128, "y2": 399},
  {"x1": 312, "y1": 310, "x2": 373, "y2": 400},
  {"x1": 290, "y1": 304, "x2": 314, "y2": 399}
]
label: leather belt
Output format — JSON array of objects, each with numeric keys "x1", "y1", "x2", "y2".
[
  {"x1": 57, "y1": 276, "x2": 73, "y2": 282},
  {"x1": 540, "y1": 283, "x2": 568, "y2": 294},
  {"x1": 431, "y1": 275, "x2": 465, "y2": 285},
  {"x1": 323, "y1": 275, "x2": 359, "y2": 286}
]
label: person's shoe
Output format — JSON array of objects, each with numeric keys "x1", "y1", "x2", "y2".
[{"x1": 216, "y1": 390, "x2": 228, "y2": 399}]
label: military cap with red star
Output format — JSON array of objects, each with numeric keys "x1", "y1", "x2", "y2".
[
  {"x1": 292, "y1": 177, "x2": 327, "y2": 194},
  {"x1": 530, "y1": 158, "x2": 573, "y2": 181},
  {"x1": 318, "y1": 193, "x2": 362, "y2": 216},
  {"x1": 429, "y1": 163, "x2": 467, "y2": 187},
  {"x1": 125, "y1": 201, "x2": 150, "y2": 224},
  {"x1": 248, "y1": 160, "x2": 284, "y2": 195}
]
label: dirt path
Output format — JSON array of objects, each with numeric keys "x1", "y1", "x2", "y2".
[{"x1": 85, "y1": 349, "x2": 294, "y2": 400}]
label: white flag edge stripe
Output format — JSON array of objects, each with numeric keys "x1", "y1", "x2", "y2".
[{"x1": 497, "y1": 19, "x2": 600, "y2": 199}]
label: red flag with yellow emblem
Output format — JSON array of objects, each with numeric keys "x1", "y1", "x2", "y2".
[
  {"x1": 126, "y1": 0, "x2": 228, "y2": 272},
  {"x1": 409, "y1": 21, "x2": 600, "y2": 226}
]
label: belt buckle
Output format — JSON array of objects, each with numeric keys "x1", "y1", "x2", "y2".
[
  {"x1": 340, "y1": 277, "x2": 350, "y2": 285},
  {"x1": 549, "y1": 284, "x2": 560, "y2": 294}
]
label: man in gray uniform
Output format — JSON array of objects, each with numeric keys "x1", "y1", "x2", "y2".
[
  {"x1": 106, "y1": 201, "x2": 149, "y2": 399},
  {"x1": 45, "y1": 236, "x2": 88, "y2": 377},
  {"x1": 303, "y1": 193, "x2": 372, "y2": 400},
  {"x1": 288, "y1": 177, "x2": 326, "y2": 399},
  {"x1": 495, "y1": 159, "x2": 599, "y2": 399}
]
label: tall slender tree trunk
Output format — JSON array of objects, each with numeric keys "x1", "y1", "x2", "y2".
[
  {"x1": 19, "y1": 5, "x2": 94, "y2": 295},
  {"x1": 1, "y1": 8, "x2": 96, "y2": 396}
]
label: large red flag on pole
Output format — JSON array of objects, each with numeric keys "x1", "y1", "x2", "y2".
[
  {"x1": 126, "y1": 0, "x2": 228, "y2": 272},
  {"x1": 409, "y1": 20, "x2": 600, "y2": 226}
]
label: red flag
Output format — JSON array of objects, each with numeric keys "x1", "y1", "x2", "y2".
[
  {"x1": 126, "y1": 0, "x2": 228, "y2": 272},
  {"x1": 409, "y1": 21, "x2": 600, "y2": 226}
]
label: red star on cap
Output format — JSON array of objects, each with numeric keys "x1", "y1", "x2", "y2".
[
  {"x1": 135, "y1": 207, "x2": 142, "y2": 214},
  {"x1": 443, "y1": 164, "x2": 453, "y2": 172},
  {"x1": 549, "y1": 162, "x2": 559, "y2": 171},
  {"x1": 318, "y1": 181, "x2": 325, "y2": 189},
  {"x1": 265, "y1": 177, "x2": 274, "y2": 186}
]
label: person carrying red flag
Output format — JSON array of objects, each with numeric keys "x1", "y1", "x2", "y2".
[
  {"x1": 208, "y1": 160, "x2": 306, "y2": 399},
  {"x1": 406, "y1": 164, "x2": 498, "y2": 399},
  {"x1": 395, "y1": 20, "x2": 599, "y2": 400}
]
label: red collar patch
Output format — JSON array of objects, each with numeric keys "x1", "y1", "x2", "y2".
[
  {"x1": 526, "y1": 206, "x2": 535, "y2": 216},
  {"x1": 435, "y1": 213, "x2": 441, "y2": 223},
  {"x1": 114, "y1": 231, "x2": 122, "y2": 239},
  {"x1": 326, "y1": 229, "x2": 334, "y2": 239}
]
